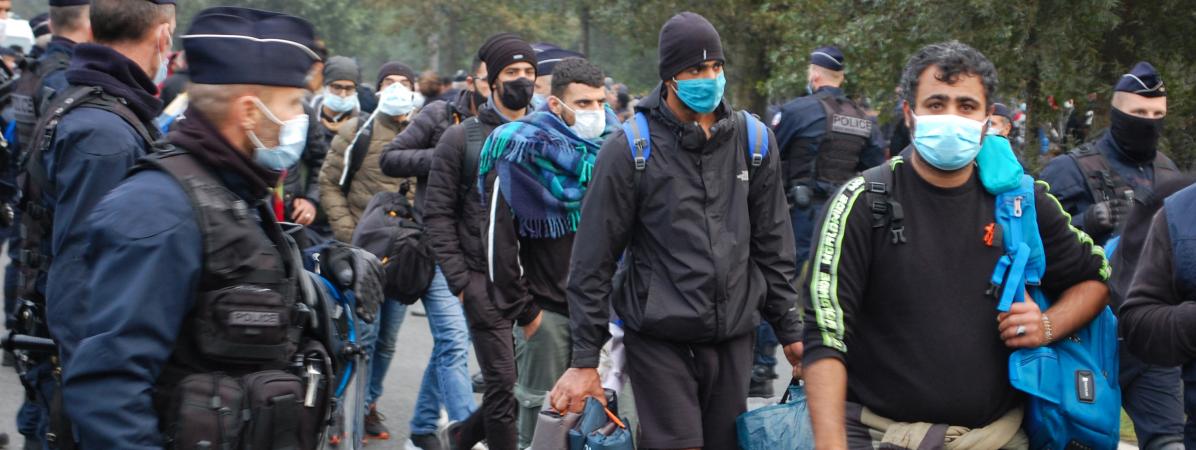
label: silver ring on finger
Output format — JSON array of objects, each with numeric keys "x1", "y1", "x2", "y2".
[{"x1": 1015, "y1": 324, "x2": 1027, "y2": 337}]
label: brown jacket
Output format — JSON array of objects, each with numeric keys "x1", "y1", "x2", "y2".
[{"x1": 319, "y1": 113, "x2": 411, "y2": 242}]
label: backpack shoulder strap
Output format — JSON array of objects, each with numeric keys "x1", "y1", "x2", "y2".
[
  {"x1": 622, "y1": 111, "x2": 651, "y2": 171},
  {"x1": 861, "y1": 158, "x2": 905, "y2": 245},
  {"x1": 461, "y1": 117, "x2": 484, "y2": 183},
  {"x1": 740, "y1": 110, "x2": 769, "y2": 169},
  {"x1": 989, "y1": 175, "x2": 1046, "y2": 312},
  {"x1": 24, "y1": 86, "x2": 106, "y2": 197},
  {"x1": 340, "y1": 117, "x2": 374, "y2": 194}
]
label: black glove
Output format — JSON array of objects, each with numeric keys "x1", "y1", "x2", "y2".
[{"x1": 1083, "y1": 198, "x2": 1129, "y2": 236}]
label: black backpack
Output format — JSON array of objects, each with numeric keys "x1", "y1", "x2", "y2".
[{"x1": 351, "y1": 184, "x2": 435, "y2": 304}]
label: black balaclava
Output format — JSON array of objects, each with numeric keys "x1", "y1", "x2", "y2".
[{"x1": 1109, "y1": 108, "x2": 1163, "y2": 163}]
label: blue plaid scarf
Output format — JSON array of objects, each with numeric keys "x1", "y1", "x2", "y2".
[{"x1": 477, "y1": 110, "x2": 605, "y2": 239}]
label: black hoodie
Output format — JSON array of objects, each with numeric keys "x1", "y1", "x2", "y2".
[{"x1": 565, "y1": 84, "x2": 802, "y2": 368}]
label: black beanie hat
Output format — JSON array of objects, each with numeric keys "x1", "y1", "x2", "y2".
[
  {"x1": 376, "y1": 62, "x2": 417, "y2": 89},
  {"x1": 478, "y1": 33, "x2": 536, "y2": 86},
  {"x1": 658, "y1": 12, "x2": 724, "y2": 81}
]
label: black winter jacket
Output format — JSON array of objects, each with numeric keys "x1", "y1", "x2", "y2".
[
  {"x1": 566, "y1": 85, "x2": 803, "y2": 368},
  {"x1": 380, "y1": 89, "x2": 478, "y2": 210},
  {"x1": 423, "y1": 103, "x2": 508, "y2": 295}
]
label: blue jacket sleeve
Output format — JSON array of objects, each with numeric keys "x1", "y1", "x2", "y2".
[
  {"x1": 63, "y1": 171, "x2": 201, "y2": 450},
  {"x1": 775, "y1": 100, "x2": 822, "y2": 161},
  {"x1": 45, "y1": 108, "x2": 152, "y2": 358},
  {"x1": 47, "y1": 108, "x2": 148, "y2": 257}
]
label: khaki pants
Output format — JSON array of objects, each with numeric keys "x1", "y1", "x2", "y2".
[{"x1": 513, "y1": 310, "x2": 572, "y2": 448}]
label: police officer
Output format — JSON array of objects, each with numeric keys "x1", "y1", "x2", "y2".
[
  {"x1": 1041, "y1": 61, "x2": 1184, "y2": 450},
  {"x1": 989, "y1": 102, "x2": 1014, "y2": 139},
  {"x1": 9, "y1": 1, "x2": 172, "y2": 447},
  {"x1": 62, "y1": 7, "x2": 332, "y2": 449},
  {"x1": 758, "y1": 45, "x2": 884, "y2": 396},
  {"x1": 1041, "y1": 61, "x2": 1179, "y2": 246}
]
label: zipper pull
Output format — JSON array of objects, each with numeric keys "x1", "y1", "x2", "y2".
[{"x1": 1013, "y1": 196, "x2": 1023, "y2": 217}]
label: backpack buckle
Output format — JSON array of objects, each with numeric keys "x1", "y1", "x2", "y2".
[
  {"x1": 868, "y1": 182, "x2": 887, "y2": 194},
  {"x1": 889, "y1": 226, "x2": 906, "y2": 244},
  {"x1": 751, "y1": 153, "x2": 763, "y2": 167},
  {"x1": 634, "y1": 156, "x2": 646, "y2": 171}
]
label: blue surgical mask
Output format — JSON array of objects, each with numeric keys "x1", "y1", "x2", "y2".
[
  {"x1": 377, "y1": 83, "x2": 416, "y2": 117},
  {"x1": 911, "y1": 112, "x2": 988, "y2": 171},
  {"x1": 153, "y1": 56, "x2": 169, "y2": 85},
  {"x1": 671, "y1": 72, "x2": 726, "y2": 114},
  {"x1": 248, "y1": 98, "x2": 309, "y2": 170},
  {"x1": 531, "y1": 93, "x2": 547, "y2": 111},
  {"x1": 323, "y1": 87, "x2": 359, "y2": 113},
  {"x1": 153, "y1": 35, "x2": 171, "y2": 85}
]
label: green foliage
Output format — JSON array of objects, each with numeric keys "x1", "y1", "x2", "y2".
[{"x1": 9, "y1": 0, "x2": 1193, "y2": 166}]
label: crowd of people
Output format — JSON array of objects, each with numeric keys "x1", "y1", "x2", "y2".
[{"x1": 0, "y1": 1, "x2": 1191, "y2": 450}]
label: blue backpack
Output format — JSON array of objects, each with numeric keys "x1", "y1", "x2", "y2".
[
  {"x1": 990, "y1": 175, "x2": 1121, "y2": 450},
  {"x1": 622, "y1": 110, "x2": 770, "y2": 173}
]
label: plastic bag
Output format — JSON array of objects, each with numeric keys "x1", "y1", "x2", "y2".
[{"x1": 736, "y1": 381, "x2": 814, "y2": 450}]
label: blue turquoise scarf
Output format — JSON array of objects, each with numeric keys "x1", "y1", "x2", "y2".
[{"x1": 477, "y1": 110, "x2": 603, "y2": 238}]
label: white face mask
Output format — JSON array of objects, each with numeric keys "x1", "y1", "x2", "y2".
[
  {"x1": 377, "y1": 82, "x2": 416, "y2": 117},
  {"x1": 555, "y1": 97, "x2": 606, "y2": 140},
  {"x1": 322, "y1": 86, "x2": 359, "y2": 113}
]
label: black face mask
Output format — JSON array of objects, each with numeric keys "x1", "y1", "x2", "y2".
[
  {"x1": 1109, "y1": 107, "x2": 1163, "y2": 163},
  {"x1": 498, "y1": 77, "x2": 534, "y2": 110}
]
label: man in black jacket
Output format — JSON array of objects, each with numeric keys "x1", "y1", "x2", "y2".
[
  {"x1": 423, "y1": 33, "x2": 536, "y2": 450},
  {"x1": 477, "y1": 57, "x2": 607, "y2": 449},
  {"x1": 548, "y1": 12, "x2": 803, "y2": 450}
]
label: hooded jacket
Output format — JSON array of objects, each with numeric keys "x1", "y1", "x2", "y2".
[
  {"x1": 423, "y1": 101, "x2": 507, "y2": 296},
  {"x1": 320, "y1": 113, "x2": 409, "y2": 242},
  {"x1": 565, "y1": 84, "x2": 802, "y2": 368}
]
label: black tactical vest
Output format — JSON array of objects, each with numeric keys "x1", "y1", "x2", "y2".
[
  {"x1": 1068, "y1": 143, "x2": 1180, "y2": 204},
  {"x1": 812, "y1": 93, "x2": 872, "y2": 185},
  {"x1": 9, "y1": 51, "x2": 70, "y2": 155},
  {"x1": 136, "y1": 149, "x2": 303, "y2": 382},
  {"x1": 784, "y1": 90, "x2": 873, "y2": 191}
]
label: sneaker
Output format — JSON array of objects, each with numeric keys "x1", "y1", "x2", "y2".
[
  {"x1": 438, "y1": 421, "x2": 463, "y2": 450},
  {"x1": 471, "y1": 371, "x2": 484, "y2": 393},
  {"x1": 365, "y1": 404, "x2": 391, "y2": 440},
  {"x1": 408, "y1": 433, "x2": 443, "y2": 450}
]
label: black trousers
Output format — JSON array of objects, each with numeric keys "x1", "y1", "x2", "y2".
[
  {"x1": 625, "y1": 328, "x2": 754, "y2": 449},
  {"x1": 456, "y1": 271, "x2": 518, "y2": 450}
]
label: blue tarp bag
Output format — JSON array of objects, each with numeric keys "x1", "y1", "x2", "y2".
[
  {"x1": 565, "y1": 397, "x2": 633, "y2": 450},
  {"x1": 990, "y1": 175, "x2": 1121, "y2": 450},
  {"x1": 736, "y1": 380, "x2": 814, "y2": 450}
]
